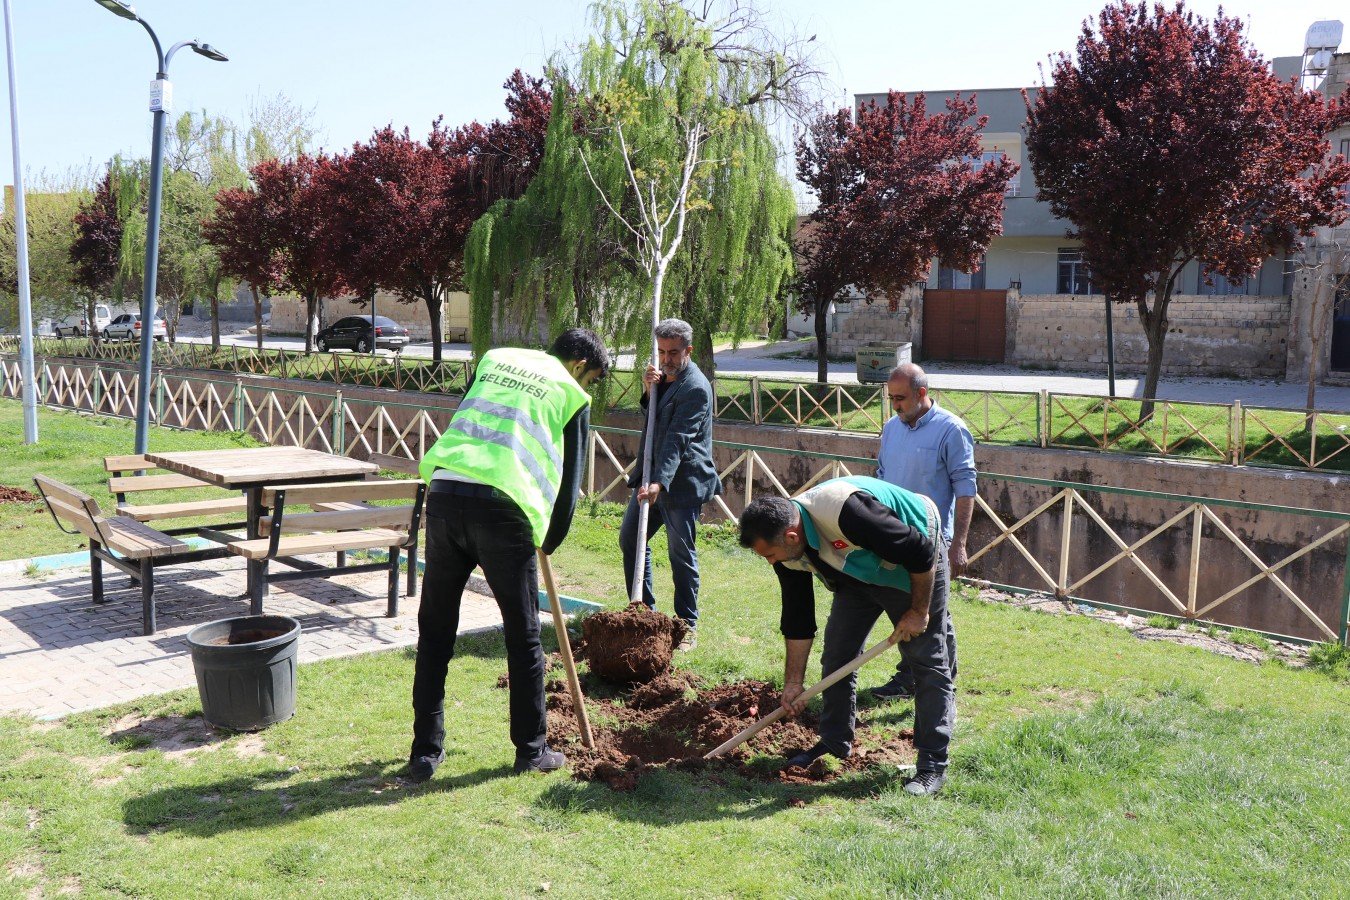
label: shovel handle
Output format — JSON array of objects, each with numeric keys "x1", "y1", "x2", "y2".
[
  {"x1": 703, "y1": 635, "x2": 895, "y2": 760},
  {"x1": 537, "y1": 551, "x2": 593, "y2": 749}
]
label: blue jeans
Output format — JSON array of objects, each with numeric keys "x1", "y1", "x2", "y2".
[
  {"x1": 619, "y1": 490, "x2": 701, "y2": 627},
  {"x1": 817, "y1": 527, "x2": 955, "y2": 773}
]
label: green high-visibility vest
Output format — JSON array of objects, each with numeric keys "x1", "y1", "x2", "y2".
[
  {"x1": 783, "y1": 476, "x2": 934, "y2": 591},
  {"x1": 420, "y1": 348, "x2": 591, "y2": 545}
]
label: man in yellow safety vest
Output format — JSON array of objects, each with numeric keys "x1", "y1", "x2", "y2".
[{"x1": 407, "y1": 328, "x2": 609, "y2": 781}]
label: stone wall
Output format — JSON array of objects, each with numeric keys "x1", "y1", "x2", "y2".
[{"x1": 1011, "y1": 293, "x2": 1291, "y2": 377}]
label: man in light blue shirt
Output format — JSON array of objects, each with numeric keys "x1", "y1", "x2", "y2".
[{"x1": 872, "y1": 363, "x2": 976, "y2": 700}]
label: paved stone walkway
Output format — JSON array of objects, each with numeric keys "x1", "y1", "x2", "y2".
[{"x1": 0, "y1": 559, "x2": 502, "y2": 720}]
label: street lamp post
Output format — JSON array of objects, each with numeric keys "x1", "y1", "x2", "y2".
[
  {"x1": 4, "y1": 0, "x2": 37, "y2": 443},
  {"x1": 93, "y1": 0, "x2": 226, "y2": 454}
]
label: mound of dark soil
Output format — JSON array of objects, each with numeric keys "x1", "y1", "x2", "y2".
[
  {"x1": 579, "y1": 607, "x2": 689, "y2": 683},
  {"x1": 545, "y1": 671, "x2": 915, "y2": 792},
  {"x1": 0, "y1": 485, "x2": 40, "y2": 504}
]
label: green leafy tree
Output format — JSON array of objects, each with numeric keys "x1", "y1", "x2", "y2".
[
  {"x1": 466, "y1": 0, "x2": 809, "y2": 375},
  {"x1": 0, "y1": 172, "x2": 92, "y2": 329}
]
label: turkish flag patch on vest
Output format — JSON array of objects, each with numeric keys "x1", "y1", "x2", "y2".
[{"x1": 831, "y1": 539, "x2": 849, "y2": 550}]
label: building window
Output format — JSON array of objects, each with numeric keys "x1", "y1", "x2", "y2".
[
  {"x1": 1197, "y1": 271, "x2": 1252, "y2": 296},
  {"x1": 938, "y1": 256, "x2": 985, "y2": 290},
  {"x1": 967, "y1": 150, "x2": 1019, "y2": 196},
  {"x1": 1057, "y1": 248, "x2": 1098, "y2": 294}
]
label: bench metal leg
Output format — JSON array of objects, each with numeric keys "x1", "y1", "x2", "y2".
[
  {"x1": 90, "y1": 542, "x2": 106, "y2": 604},
  {"x1": 140, "y1": 559, "x2": 156, "y2": 636},
  {"x1": 406, "y1": 544, "x2": 418, "y2": 598},
  {"x1": 386, "y1": 547, "x2": 400, "y2": 617},
  {"x1": 249, "y1": 559, "x2": 267, "y2": 616}
]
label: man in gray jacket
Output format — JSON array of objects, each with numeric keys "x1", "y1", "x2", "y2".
[{"x1": 620, "y1": 318, "x2": 721, "y2": 650}]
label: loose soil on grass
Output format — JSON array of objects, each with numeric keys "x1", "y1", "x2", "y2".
[
  {"x1": 539, "y1": 669, "x2": 915, "y2": 791},
  {"x1": 579, "y1": 606, "x2": 689, "y2": 683},
  {"x1": 0, "y1": 485, "x2": 40, "y2": 503}
]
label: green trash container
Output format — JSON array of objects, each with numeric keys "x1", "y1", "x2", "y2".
[{"x1": 186, "y1": 615, "x2": 300, "y2": 731}]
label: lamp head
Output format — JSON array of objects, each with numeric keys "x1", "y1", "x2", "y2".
[
  {"x1": 93, "y1": 0, "x2": 138, "y2": 20},
  {"x1": 190, "y1": 41, "x2": 229, "y2": 62}
]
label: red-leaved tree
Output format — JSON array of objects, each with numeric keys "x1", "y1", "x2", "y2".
[
  {"x1": 329, "y1": 123, "x2": 465, "y2": 362},
  {"x1": 202, "y1": 182, "x2": 281, "y2": 351},
  {"x1": 70, "y1": 170, "x2": 132, "y2": 346},
  {"x1": 796, "y1": 93, "x2": 1019, "y2": 381},
  {"x1": 328, "y1": 71, "x2": 551, "y2": 362},
  {"x1": 1025, "y1": 1, "x2": 1350, "y2": 408},
  {"x1": 252, "y1": 154, "x2": 348, "y2": 354}
]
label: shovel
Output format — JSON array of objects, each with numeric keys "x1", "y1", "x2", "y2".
[
  {"x1": 703, "y1": 634, "x2": 896, "y2": 759},
  {"x1": 537, "y1": 551, "x2": 594, "y2": 749}
]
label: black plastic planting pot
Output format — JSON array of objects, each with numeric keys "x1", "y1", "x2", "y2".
[{"x1": 186, "y1": 615, "x2": 301, "y2": 731}]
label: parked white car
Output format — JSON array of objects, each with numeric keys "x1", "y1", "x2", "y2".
[
  {"x1": 53, "y1": 304, "x2": 112, "y2": 338},
  {"x1": 103, "y1": 312, "x2": 167, "y2": 342}
]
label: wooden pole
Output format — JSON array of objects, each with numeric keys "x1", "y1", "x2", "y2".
[
  {"x1": 537, "y1": 551, "x2": 593, "y2": 749},
  {"x1": 703, "y1": 634, "x2": 895, "y2": 760}
]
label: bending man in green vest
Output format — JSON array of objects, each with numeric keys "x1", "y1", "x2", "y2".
[
  {"x1": 738, "y1": 476, "x2": 955, "y2": 796},
  {"x1": 407, "y1": 329, "x2": 610, "y2": 782}
]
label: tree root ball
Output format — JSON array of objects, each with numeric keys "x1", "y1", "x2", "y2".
[{"x1": 580, "y1": 607, "x2": 689, "y2": 684}]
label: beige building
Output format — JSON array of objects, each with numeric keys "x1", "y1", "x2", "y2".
[{"x1": 795, "y1": 50, "x2": 1350, "y2": 383}]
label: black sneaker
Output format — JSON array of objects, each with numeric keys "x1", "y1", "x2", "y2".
[
  {"x1": 514, "y1": 746, "x2": 567, "y2": 774},
  {"x1": 404, "y1": 750, "x2": 445, "y2": 784},
  {"x1": 871, "y1": 672, "x2": 916, "y2": 701},
  {"x1": 785, "y1": 742, "x2": 843, "y2": 769},
  {"x1": 903, "y1": 770, "x2": 947, "y2": 796}
]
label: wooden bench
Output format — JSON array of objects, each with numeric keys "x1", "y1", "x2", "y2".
[
  {"x1": 105, "y1": 454, "x2": 248, "y2": 532},
  {"x1": 33, "y1": 475, "x2": 233, "y2": 635},
  {"x1": 227, "y1": 479, "x2": 427, "y2": 617},
  {"x1": 302, "y1": 453, "x2": 423, "y2": 596}
]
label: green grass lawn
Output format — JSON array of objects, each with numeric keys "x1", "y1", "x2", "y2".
[
  {"x1": 1, "y1": 416, "x2": 1347, "y2": 895},
  {"x1": 0, "y1": 401, "x2": 262, "y2": 561}
]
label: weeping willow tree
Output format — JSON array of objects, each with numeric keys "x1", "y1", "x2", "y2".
[{"x1": 465, "y1": 0, "x2": 809, "y2": 375}]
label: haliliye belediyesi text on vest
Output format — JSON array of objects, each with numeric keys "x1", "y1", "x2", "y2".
[{"x1": 475, "y1": 364, "x2": 552, "y2": 400}]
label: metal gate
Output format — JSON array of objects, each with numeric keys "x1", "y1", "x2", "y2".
[{"x1": 922, "y1": 289, "x2": 1007, "y2": 362}]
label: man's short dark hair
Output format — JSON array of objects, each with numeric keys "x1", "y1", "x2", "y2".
[
  {"x1": 738, "y1": 496, "x2": 796, "y2": 548},
  {"x1": 550, "y1": 328, "x2": 611, "y2": 378}
]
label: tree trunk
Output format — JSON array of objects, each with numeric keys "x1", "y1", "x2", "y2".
[
  {"x1": 210, "y1": 295, "x2": 220, "y2": 350},
  {"x1": 694, "y1": 325, "x2": 715, "y2": 378},
  {"x1": 1137, "y1": 286, "x2": 1171, "y2": 420},
  {"x1": 814, "y1": 295, "x2": 830, "y2": 384},
  {"x1": 86, "y1": 295, "x2": 100, "y2": 348},
  {"x1": 252, "y1": 286, "x2": 263, "y2": 351},
  {"x1": 304, "y1": 292, "x2": 318, "y2": 354},
  {"x1": 425, "y1": 290, "x2": 444, "y2": 364}
]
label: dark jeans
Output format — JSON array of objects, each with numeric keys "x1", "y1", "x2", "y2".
[
  {"x1": 619, "y1": 489, "x2": 701, "y2": 627},
  {"x1": 817, "y1": 533, "x2": 955, "y2": 773},
  {"x1": 411, "y1": 490, "x2": 547, "y2": 763},
  {"x1": 892, "y1": 608, "x2": 958, "y2": 686}
]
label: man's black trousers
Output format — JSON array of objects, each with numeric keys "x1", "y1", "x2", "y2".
[{"x1": 411, "y1": 486, "x2": 547, "y2": 764}]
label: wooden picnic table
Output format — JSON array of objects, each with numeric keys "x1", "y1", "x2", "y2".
[{"x1": 144, "y1": 447, "x2": 379, "y2": 609}]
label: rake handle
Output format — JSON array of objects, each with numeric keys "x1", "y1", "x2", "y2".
[
  {"x1": 537, "y1": 551, "x2": 593, "y2": 749},
  {"x1": 703, "y1": 634, "x2": 896, "y2": 760}
]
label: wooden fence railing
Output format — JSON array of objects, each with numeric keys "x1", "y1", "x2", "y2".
[{"x1": 3, "y1": 356, "x2": 1345, "y2": 645}]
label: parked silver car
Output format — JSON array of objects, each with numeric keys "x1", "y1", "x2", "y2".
[{"x1": 103, "y1": 312, "x2": 167, "y2": 342}]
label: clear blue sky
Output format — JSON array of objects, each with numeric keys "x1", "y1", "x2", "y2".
[{"x1": 0, "y1": 0, "x2": 1342, "y2": 186}]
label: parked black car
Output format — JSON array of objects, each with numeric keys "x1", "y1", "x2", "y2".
[{"x1": 315, "y1": 315, "x2": 410, "y2": 353}]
